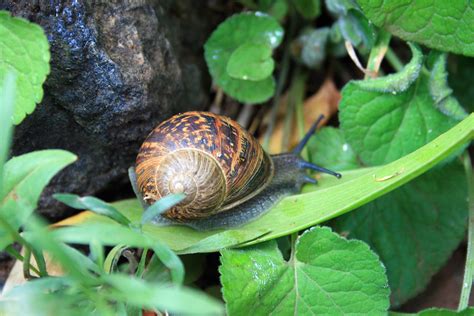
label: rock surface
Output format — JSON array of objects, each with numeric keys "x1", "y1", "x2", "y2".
[{"x1": 0, "y1": 0, "x2": 221, "y2": 218}]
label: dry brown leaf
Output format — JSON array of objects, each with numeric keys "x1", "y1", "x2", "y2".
[
  {"x1": 261, "y1": 79, "x2": 341, "y2": 154},
  {"x1": 257, "y1": 92, "x2": 289, "y2": 154}
]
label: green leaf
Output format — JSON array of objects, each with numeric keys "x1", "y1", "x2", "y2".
[
  {"x1": 294, "y1": 0, "x2": 321, "y2": 19},
  {"x1": 357, "y1": 1, "x2": 474, "y2": 57},
  {"x1": 308, "y1": 124, "x2": 469, "y2": 305},
  {"x1": 204, "y1": 12, "x2": 283, "y2": 103},
  {"x1": 325, "y1": 0, "x2": 358, "y2": 15},
  {"x1": 54, "y1": 194, "x2": 131, "y2": 226},
  {"x1": 0, "y1": 150, "x2": 77, "y2": 236},
  {"x1": 102, "y1": 274, "x2": 224, "y2": 315},
  {"x1": 257, "y1": 0, "x2": 288, "y2": 21},
  {"x1": 141, "y1": 193, "x2": 185, "y2": 224},
  {"x1": 227, "y1": 42, "x2": 274, "y2": 81},
  {"x1": 52, "y1": 222, "x2": 185, "y2": 285},
  {"x1": 142, "y1": 253, "x2": 207, "y2": 285},
  {"x1": 332, "y1": 162, "x2": 468, "y2": 305},
  {"x1": 2, "y1": 276, "x2": 100, "y2": 315},
  {"x1": 58, "y1": 114, "x2": 474, "y2": 253},
  {"x1": 103, "y1": 244, "x2": 129, "y2": 273},
  {"x1": 355, "y1": 42, "x2": 423, "y2": 93},
  {"x1": 428, "y1": 52, "x2": 468, "y2": 120},
  {"x1": 293, "y1": 27, "x2": 330, "y2": 69},
  {"x1": 307, "y1": 127, "x2": 359, "y2": 171},
  {"x1": 337, "y1": 9, "x2": 376, "y2": 50},
  {"x1": 0, "y1": 71, "x2": 15, "y2": 185},
  {"x1": 0, "y1": 11, "x2": 50, "y2": 124},
  {"x1": 326, "y1": 0, "x2": 377, "y2": 51},
  {"x1": 340, "y1": 53, "x2": 460, "y2": 165},
  {"x1": 23, "y1": 216, "x2": 98, "y2": 282},
  {"x1": 220, "y1": 227, "x2": 389, "y2": 315}
]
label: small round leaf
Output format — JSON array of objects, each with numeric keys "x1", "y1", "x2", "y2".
[
  {"x1": 205, "y1": 12, "x2": 284, "y2": 103},
  {"x1": 226, "y1": 42, "x2": 274, "y2": 81}
]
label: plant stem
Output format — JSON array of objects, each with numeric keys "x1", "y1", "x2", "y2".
[
  {"x1": 262, "y1": 10, "x2": 296, "y2": 151},
  {"x1": 136, "y1": 248, "x2": 149, "y2": 278},
  {"x1": 282, "y1": 68, "x2": 307, "y2": 152},
  {"x1": 22, "y1": 247, "x2": 33, "y2": 279},
  {"x1": 5, "y1": 245, "x2": 41, "y2": 276},
  {"x1": 365, "y1": 31, "x2": 391, "y2": 79},
  {"x1": 289, "y1": 232, "x2": 298, "y2": 262},
  {"x1": 459, "y1": 153, "x2": 474, "y2": 311},
  {"x1": 294, "y1": 71, "x2": 309, "y2": 160},
  {"x1": 385, "y1": 47, "x2": 404, "y2": 72}
]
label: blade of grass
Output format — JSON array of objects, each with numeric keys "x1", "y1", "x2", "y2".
[
  {"x1": 136, "y1": 248, "x2": 149, "y2": 278},
  {"x1": 54, "y1": 194, "x2": 131, "y2": 226},
  {"x1": 459, "y1": 152, "x2": 474, "y2": 311},
  {"x1": 104, "y1": 244, "x2": 128, "y2": 274},
  {"x1": 141, "y1": 193, "x2": 185, "y2": 225},
  {"x1": 365, "y1": 30, "x2": 391, "y2": 78},
  {"x1": 56, "y1": 114, "x2": 474, "y2": 253}
]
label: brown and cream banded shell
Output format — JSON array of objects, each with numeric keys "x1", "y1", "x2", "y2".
[{"x1": 135, "y1": 111, "x2": 274, "y2": 220}]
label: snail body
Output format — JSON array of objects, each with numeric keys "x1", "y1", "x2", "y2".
[{"x1": 130, "y1": 111, "x2": 341, "y2": 231}]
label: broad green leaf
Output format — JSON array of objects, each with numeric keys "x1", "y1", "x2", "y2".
[
  {"x1": 325, "y1": 0, "x2": 358, "y2": 15},
  {"x1": 54, "y1": 193, "x2": 131, "y2": 226},
  {"x1": 0, "y1": 11, "x2": 50, "y2": 124},
  {"x1": 332, "y1": 162, "x2": 468, "y2": 306},
  {"x1": 227, "y1": 42, "x2": 274, "y2": 81},
  {"x1": 220, "y1": 227, "x2": 389, "y2": 315},
  {"x1": 294, "y1": 0, "x2": 321, "y2": 19},
  {"x1": 448, "y1": 55, "x2": 474, "y2": 113},
  {"x1": 0, "y1": 150, "x2": 77, "y2": 244},
  {"x1": 141, "y1": 193, "x2": 185, "y2": 224},
  {"x1": 0, "y1": 71, "x2": 15, "y2": 185},
  {"x1": 357, "y1": 0, "x2": 474, "y2": 56},
  {"x1": 340, "y1": 63, "x2": 460, "y2": 166},
  {"x1": 326, "y1": 0, "x2": 376, "y2": 51},
  {"x1": 428, "y1": 52, "x2": 468, "y2": 120},
  {"x1": 142, "y1": 253, "x2": 206, "y2": 285},
  {"x1": 293, "y1": 27, "x2": 330, "y2": 69},
  {"x1": 204, "y1": 12, "x2": 283, "y2": 103},
  {"x1": 55, "y1": 114, "x2": 474, "y2": 253},
  {"x1": 103, "y1": 274, "x2": 224, "y2": 315},
  {"x1": 307, "y1": 127, "x2": 359, "y2": 171},
  {"x1": 337, "y1": 9, "x2": 376, "y2": 50}
]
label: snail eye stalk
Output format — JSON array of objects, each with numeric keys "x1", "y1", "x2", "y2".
[
  {"x1": 292, "y1": 114, "x2": 325, "y2": 155},
  {"x1": 292, "y1": 114, "x2": 342, "y2": 179},
  {"x1": 298, "y1": 160, "x2": 342, "y2": 179}
]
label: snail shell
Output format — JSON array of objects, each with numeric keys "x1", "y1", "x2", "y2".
[{"x1": 135, "y1": 111, "x2": 273, "y2": 221}]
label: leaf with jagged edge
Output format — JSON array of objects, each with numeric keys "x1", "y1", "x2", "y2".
[
  {"x1": 357, "y1": 0, "x2": 474, "y2": 56},
  {"x1": 220, "y1": 227, "x2": 390, "y2": 315},
  {"x1": 0, "y1": 11, "x2": 50, "y2": 124}
]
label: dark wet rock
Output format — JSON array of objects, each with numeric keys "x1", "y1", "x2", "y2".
[{"x1": 0, "y1": 0, "x2": 221, "y2": 219}]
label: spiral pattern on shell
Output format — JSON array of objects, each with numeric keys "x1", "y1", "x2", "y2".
[{"x1": 135, "y1": 111, "x2": 273, "y2": 220}]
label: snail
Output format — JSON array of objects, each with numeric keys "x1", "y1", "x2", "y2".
[{"x1": 129, "y1": 111, "x2": 341, "y2": 231}]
